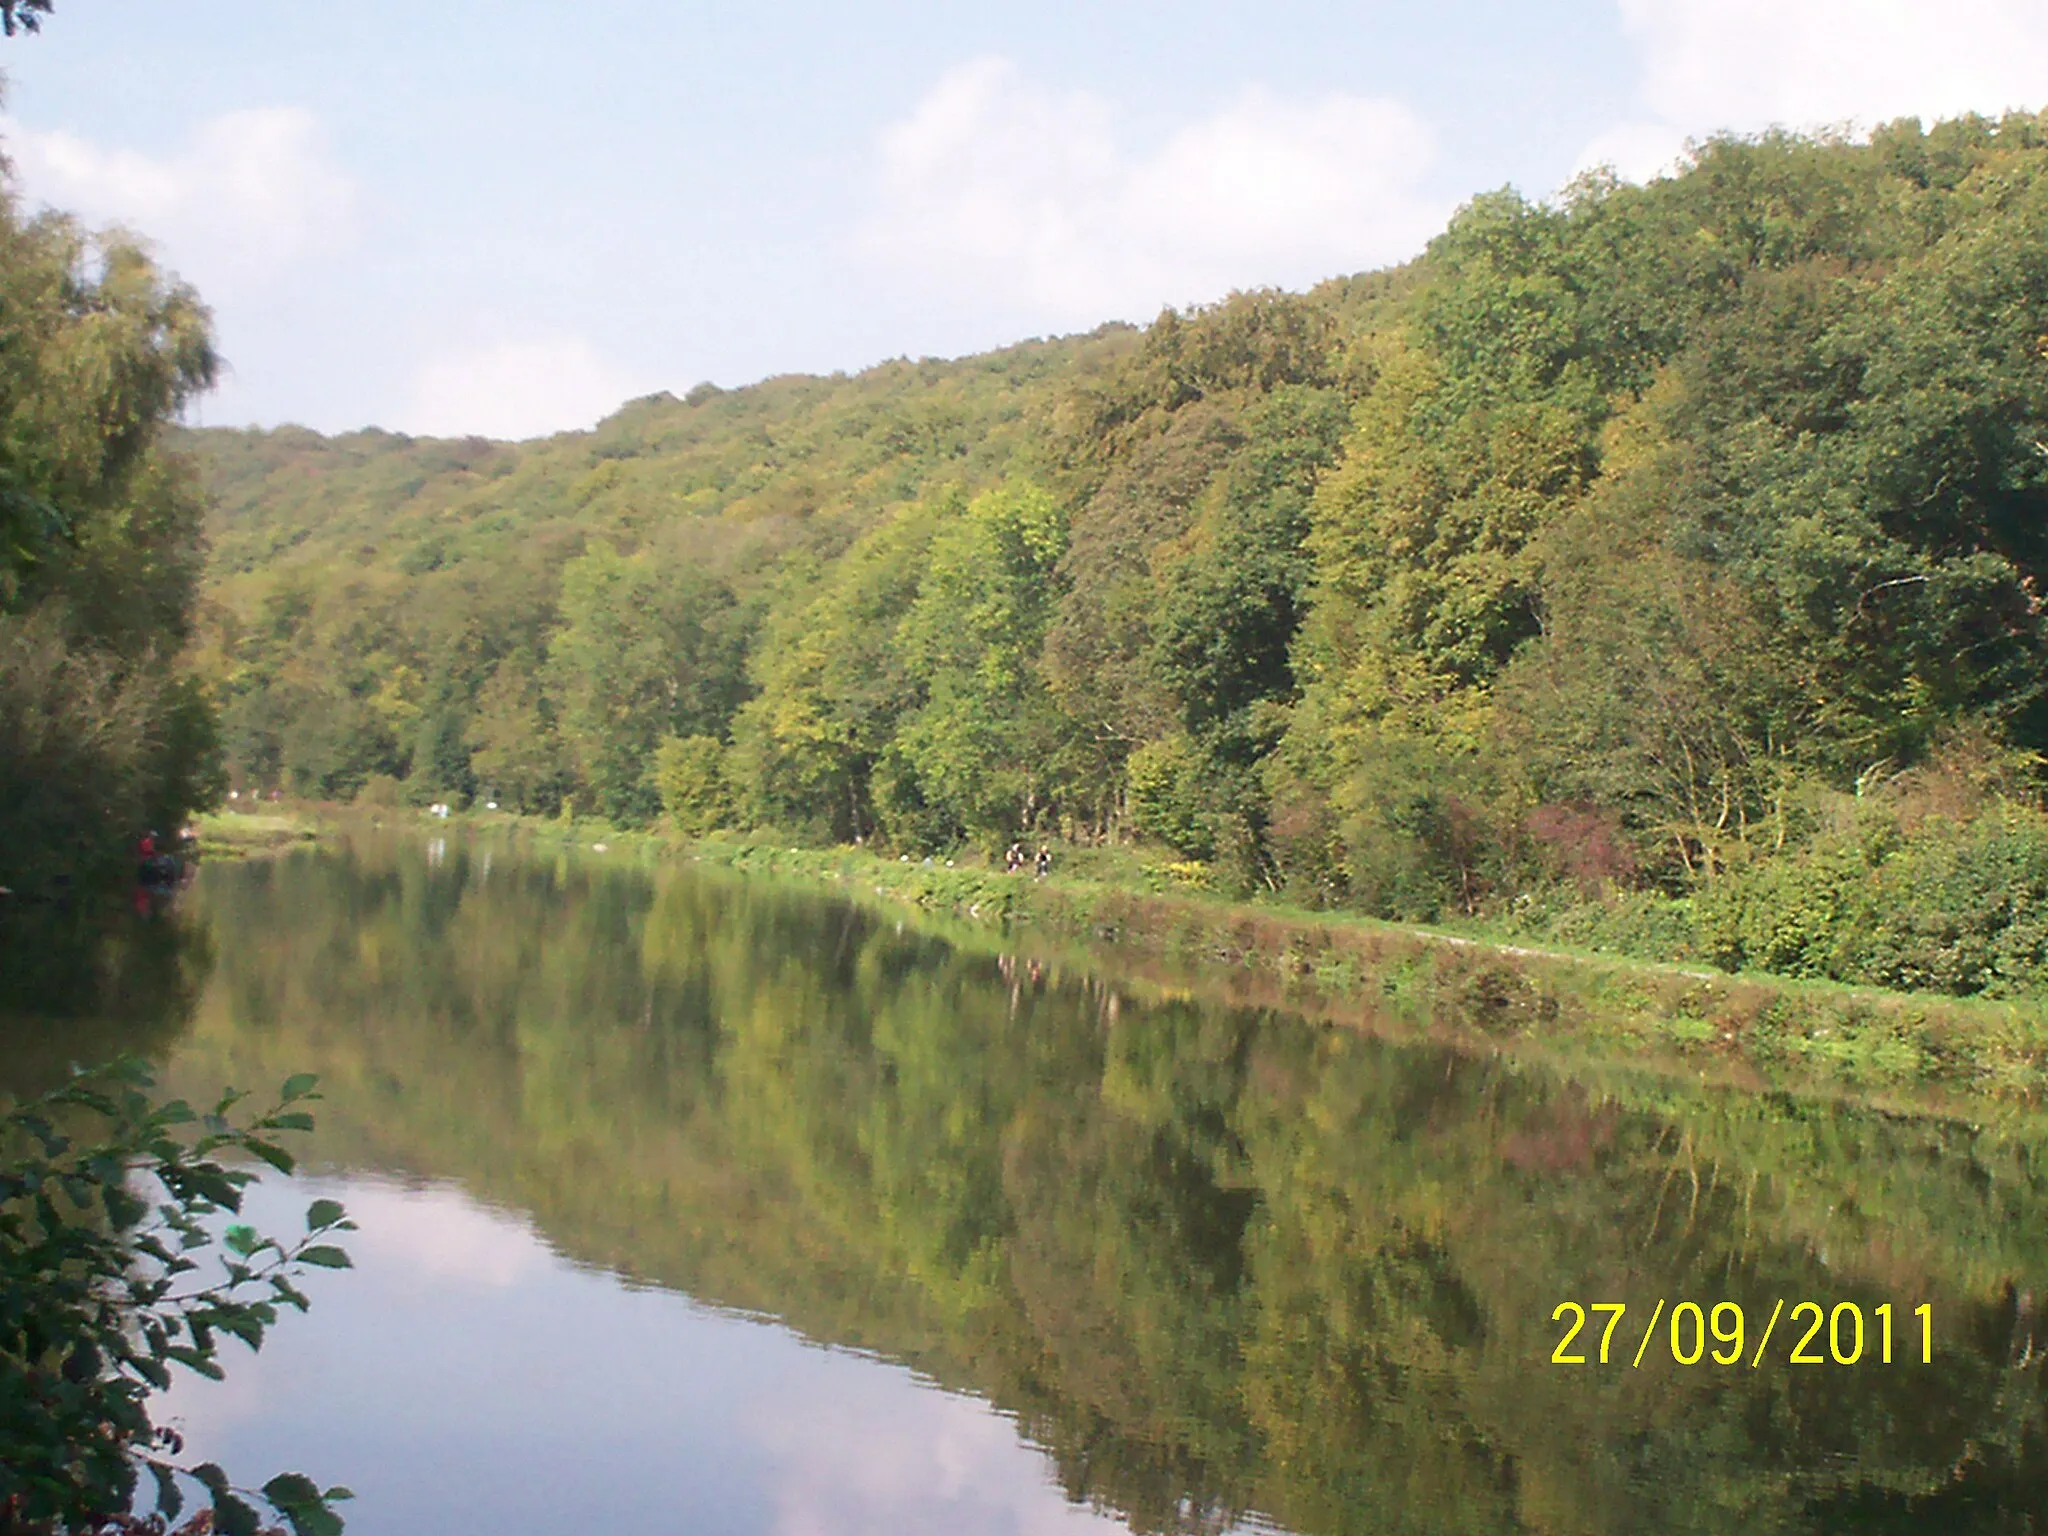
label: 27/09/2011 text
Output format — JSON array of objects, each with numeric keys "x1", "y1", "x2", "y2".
[{"x1": 1549, "y1": 1301, "x2": 1933, "y2": 1367}]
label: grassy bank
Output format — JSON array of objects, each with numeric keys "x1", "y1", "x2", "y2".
[
  {"x1": 190, "y1": 808, "x2": 322, "y2": 860},
  {"x1": 673, "y1": 837, "x2": 2048, "y2": 1106}
]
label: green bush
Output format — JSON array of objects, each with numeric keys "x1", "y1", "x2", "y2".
[
  {"x1": 1, "y1": 1061, "x2": 354, "y2": 1534},
  {"x1": 353, "y1": 772, "x2": 405, "y2": 809},
  {"x1": 1695, "y1": 843, "x2": 1876, "y2": 979},
  {"x1": 1513, "y1": 888, "x2": 1701, "y2": 963},
  {"x1": 1697, "y1": 803, "x2": 2048, "y2": 997},
  {"x1": 654, "y1": 734, "x2": 734, "y2": 836},
  {"x1": 1854, "y1": 809, "x2": 2048, "y2": 997},
  {"x1": 1125, "y1": 735, "x2": 1214, "y2": 858},
  {"x1": 0, "y1": 611, "x2": 218, "y2": 899}
]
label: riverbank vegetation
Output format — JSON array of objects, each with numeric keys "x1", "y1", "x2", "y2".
[
  {"x1": 190, "y1": 809, "x2": 321, "y2": 862},
  {"x1": 0, "y1": 180, "x2": 223, "y2": 905},
  {"x1": 192, "y1": 112, "x2": 2048, "y2": 1003},
  {"x1": 660, "y1": 833, "x2": 2048, "y2": 1101}
]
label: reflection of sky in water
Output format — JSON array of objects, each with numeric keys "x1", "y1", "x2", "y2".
[{"x1": 159, "y1": 1174, "x2": 1155, "y2": 1536}]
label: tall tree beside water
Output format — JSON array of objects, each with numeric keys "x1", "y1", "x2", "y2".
[{"x1": 0, "y1": 177, "x2": 223, "y2": 900}]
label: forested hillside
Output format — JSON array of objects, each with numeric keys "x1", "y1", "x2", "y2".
[{"x1": 191, "y1": 112, "x2": 2048, "y2": 997}]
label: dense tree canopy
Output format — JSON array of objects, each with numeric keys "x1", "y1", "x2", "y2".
[
  {"x1": 0, "y1": 186, "x2": 223, "y2": 900},
  {"x1": 185, "y1": 110, "x2": 2048, "y2": 996}
]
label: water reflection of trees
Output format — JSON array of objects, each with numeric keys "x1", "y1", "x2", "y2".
[
  {"x1": 0, "y1": 902, "x2": 212, "y2": 1094},
  {"x1": 173, "y1": 836, "x2": 2048, "y2": 1535}
]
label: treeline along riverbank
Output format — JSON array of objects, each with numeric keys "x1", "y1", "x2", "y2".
[
  {"x1": 375, "y1": 809, "x2": 2048, "y2": 1106},
  {"x1": 182, "y1": 111, "x2": 2048, "y2": 1008},
  {"x1": 682, "y1": 837, "x2": 2048, "y2": 1106}
]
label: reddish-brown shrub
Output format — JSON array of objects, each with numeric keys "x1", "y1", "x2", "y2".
[{"x1": 1526, "y1": 803, "x2": 1637, "y2": 892}]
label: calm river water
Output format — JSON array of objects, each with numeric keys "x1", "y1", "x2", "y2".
[{"x1": 7, "y1": 829, "x2": 2048, "y2": 1533}]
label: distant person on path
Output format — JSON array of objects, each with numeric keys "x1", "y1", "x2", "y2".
[
  {"x1": 1034, "y1": 845, "x2": 1051, "y2": 879},
  {"x1": 1005, "y1": 841, "x2": 1024, "y2": 873}
]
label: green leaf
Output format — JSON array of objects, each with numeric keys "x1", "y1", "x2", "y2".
[
  {"x1": 281, "y1": 1073, "x2": 320, "y2": 1101},
  {"x1": 298, "y1": 1244, "x2": 352, "y2": 1268},
  {"x1": 166, "y1": 1346, "x2": 225, "y2": 1380},
  {"x1": 150, "y1": 1459, "x2": 185, "y2": 1521},
  {"x1": 287, "y1": 1504, "x2": 345, "y2": 1536},
  {"x1": 246, "y1": 1138, "x2": 297, "y2": 1175},
  {"x1": 181, "y1": 1166, "x2": 246, "y2": 1208},
  {"x1": 263, "y1": 1471, "x2": 321, "y2": 1505},
  {"x1": 216, "y1": 1312, "x2": 265, "y2": 1349},
  {"x1": 266, "y1": 1472, "x2": 345, "y2": 1536},
  {"x1": 193, "y1": 1462, "x2": 232, "y2": 1496},
  {"x1": 103, "y1": 1184, "x2": 148, "y2": 1228},
  {"x1": 214, "y1": 1489, "x2": 263, "y2": 1536},
  {"x1": 306, "y1": 1198, "x2": 347, "y2": 1231},
  {"x1": 225, "y1": 1223, "x2": 261, "y2": 1256}
]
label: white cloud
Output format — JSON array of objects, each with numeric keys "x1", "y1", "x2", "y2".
[
  {"x1": 747, "y1": 1378, "x2": 1126, "y2": 1536},
  {"x1": 1622, "y1": 0, "x2": 2048, "y2": 129},
  {"x1": 334, "y1": 1180, "x2": 549, "y2": 1291},
  {"x1": 857, "y1": 57, "x2": 1446, "y2": 324},
  {"x1": 1580, "y1": 0, "x2": 2048, "y2": 181},
  {"x1": 4, "y1": 106, "x2": 357, "y2": 287},
  {"x1": 1572, "y1": 119, "x2": 1694, "y2": 185},
  {"x1": 404, "y1": 334, "x2": 646, "y2": 441}
]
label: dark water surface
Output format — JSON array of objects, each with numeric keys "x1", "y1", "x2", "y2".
[{"x1": 8, "y1": 829, "x2": 2048, "y2": 1533}]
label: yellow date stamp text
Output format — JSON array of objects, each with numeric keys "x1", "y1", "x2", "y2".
[{"x1": 1548, "y1": 1300, "x2": 1933, "y2": 1367}]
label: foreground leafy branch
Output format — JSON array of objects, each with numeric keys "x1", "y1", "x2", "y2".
[{"x1": 0, "y1": 1061, "x2": 354, "y2": 1535}]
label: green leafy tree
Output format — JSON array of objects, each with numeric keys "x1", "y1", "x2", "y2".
[
  {"x1": 883, "y1": 481, "x2": 1069, "y2": 847},
  {"x1": 467, "y1": 657, "x2": 570, "y2": 814},
  {"x1": 0, "y1": 182, "x2": 222, "y2": 893},
  {"x1": 1042, "y1": 402, "x2": 1245, "y2": 823},
  {"x1": 544, "y1": 541, "x2": 748, "y2": 824},
  {"x1": 654, "y1": 733, "x2": 733, "y2": 835},
  {"x1": 1122, "y1": 733, "x2": 1212, "y2": 857},
  {"x1": 731, "y1": 508, "x2": 936, "y2": 840},
  {"x1": 1151, "y1": 387, "x2": 1347, "y2": 741}
]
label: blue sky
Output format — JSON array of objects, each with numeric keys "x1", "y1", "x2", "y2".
[{"x1": 6, "y1": 1, "x2": 2046, "y2": 438}]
